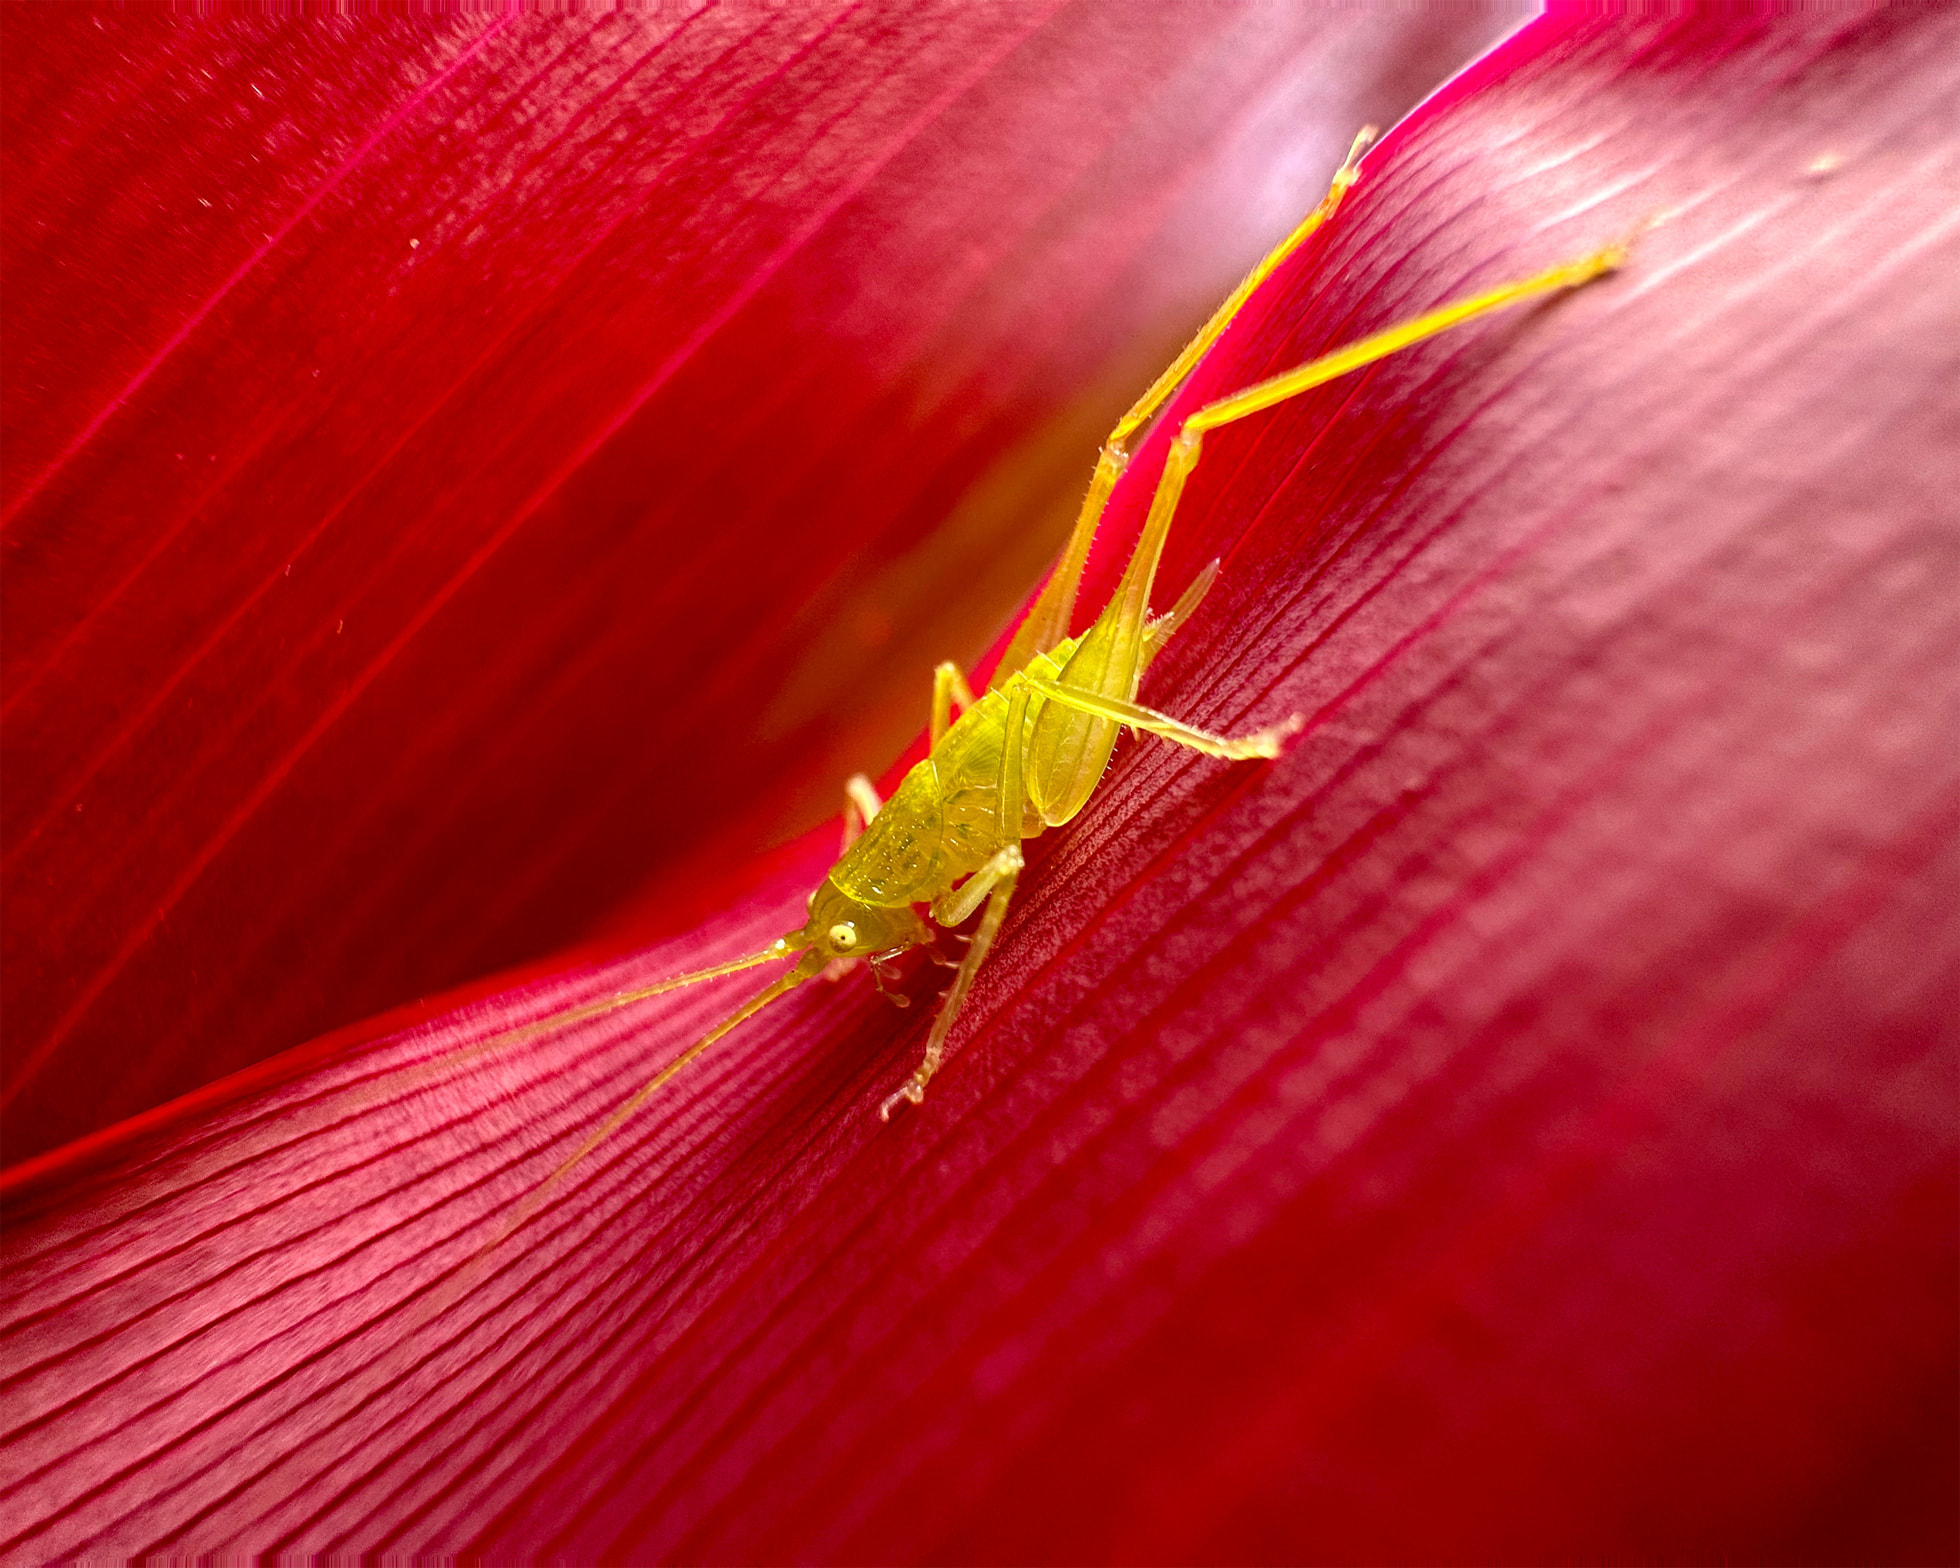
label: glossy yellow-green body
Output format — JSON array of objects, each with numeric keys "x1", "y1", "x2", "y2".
[
  {"x1": 536, "y1": 127, "x2": 1630, "y2": 1134},
  {"x1": 453, "y1": 130, "x2": 1634, "y2": 1260},
  {"x1": 830, "y1": 639, "x2": 1075, "y2": 911}
]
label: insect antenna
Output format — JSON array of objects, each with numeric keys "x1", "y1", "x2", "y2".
[
  {"x1": 257, "y1": 934, "x2": 812, "y2": 1246},
  {"x1": 490, "y1": 940, "x2": 802, "y2": 1055},
  {"x1": 352, "y1": 937, "x2": 806, "y2": 1124},
  {"x1": 391, "y1": 941, "x2": 820, "y2": 1356},
  {"x1": 464, "y1": 940, "x2": 822, "y2": 1254},
  {"x1": 520, "y1": 955, "x2": 817, "y2": 1217}
]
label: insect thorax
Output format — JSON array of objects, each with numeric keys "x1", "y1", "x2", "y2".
[{"x1": 831, "y1": 646, "x2": 1073, "y2": 910}]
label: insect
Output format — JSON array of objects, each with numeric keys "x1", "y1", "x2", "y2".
[{"x1": 494, "y1": 131, "x2": 1626, "y2": 1187}]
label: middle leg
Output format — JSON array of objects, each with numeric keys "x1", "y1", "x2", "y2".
[
  {"x1": 1022, "y1": 674, "x2": 1300, "y2": 760},
  {"x1": 881, "y1": 844, "x2": 1021, "y2": 1120},
  {"x1": 930, "y1": 660, "x2": 976, "y2": 746}
]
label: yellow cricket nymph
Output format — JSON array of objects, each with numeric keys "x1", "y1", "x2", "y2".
[{"x1": 495, "y1": 127, "x2": 1629, "y2": 1185}]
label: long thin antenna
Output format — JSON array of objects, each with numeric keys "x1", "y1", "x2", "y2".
[
  {"x1": 459, "y1": 955, "x2": 821, "y2": 1280},
  {"x1": 536, "y1": 958, "x2": 818, "y2": 1201},
  {"x1": 395, "y1": 948, "x2": 822, "y2": 1356},
  {"x1": 378, "y1": 937, "x2": 804, "y2": 1111},
  {"x1": 492, "y1": 940, "x2": 800, "y2": 1054}
]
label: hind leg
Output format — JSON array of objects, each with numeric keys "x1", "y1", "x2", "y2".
[
  {"x1": 994, "y1": 129, "x2": 1375, "y2": 683},
  {"x1": 1025, "y1": 240, "x2": 1629, "y2": 826}
]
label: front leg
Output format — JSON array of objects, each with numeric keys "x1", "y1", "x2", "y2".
[
  {"x1": 881, "y1": 681, "x2": 1030, "y2": 1119},
  {"x1": 881, "y1": 845, "x2": 1022, "y2": 1120},
  {"x1": 835, "y1": 774, "x2": 887, "y2": 976}
]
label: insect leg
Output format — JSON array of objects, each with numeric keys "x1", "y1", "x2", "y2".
[
  {"x1": 930, "y1": 660, "x2": 976, "y2": 746},
  {"x1": 882, "y1": 844, "x2": 1022, "y2": 1120},
  {"x1": 1024, "y1": 424, "x2": 1208, "y2": 825},
  {"x1": 1141, "y1": 557, "x2": 1220, "y2": 666},
  {"x1": 1124, "y1": 242, "x2": 1632, "y2": 630},
  {"x1": 834, "y1": 771, "x2": 885, "y2": 974},
  {"x1": 840, "y1": 772, "x2": 883, "y2": 853},
  {"x1": 882, "y1": 681, "x2": 1030, "y2": 1118},
  {"x1": 1114, "y1": 127, "x2": 1374, "y2": 450},
  {"x1": 1028, "y1": 239, "x2": 1629, "y2": 826},
  {"x1": 931, "y1": 681, "x2": 1030, "y2": 928},
  {"x1": 1184, "y1": 243, "x2": 1627, "y2": 438},
  {"x1": 995, "y1": 130, "x2": 1374, "y2": 684},
  {"x1": 1021, "y1": 674, "x2": 1299, "y2": 760}
]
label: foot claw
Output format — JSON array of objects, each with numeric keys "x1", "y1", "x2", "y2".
[
  {"x1": 869, "y1": 960, "x2": 912, "y2": 1007},
  {"x1": 878, "y1": 1078, "x2": 926, "y2": 1122},
  {"x1": 1242, "y1": 713, "x2": 1305, "y2": 758}
]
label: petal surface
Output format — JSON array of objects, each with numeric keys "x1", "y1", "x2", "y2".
[
  {"x1": 0, "y1": 4, "x2": 1513, "y2": 1160},
  {"x1": 1, "y1": 9, "x2": 1955, "y2": 1564}
]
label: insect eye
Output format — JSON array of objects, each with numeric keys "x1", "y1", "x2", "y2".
[{"x1": 827, "y1": 922, "x2": 858, "y2": 951}]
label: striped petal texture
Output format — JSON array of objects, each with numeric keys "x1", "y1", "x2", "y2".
[
  {"x1": 3, "y1": 2, "x2": 1504, "y2": 1161},
  {"x1": 3, "y1": 7, "x2": 1956, "y2": 1563}
]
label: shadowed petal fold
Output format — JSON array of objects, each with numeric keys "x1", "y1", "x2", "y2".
[{"x1": 1, "y1": 4, "x2": 1513, "y2": 1161}]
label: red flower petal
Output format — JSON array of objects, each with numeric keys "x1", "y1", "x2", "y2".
[
  {"x1": 1, "y1": 5, "x2": 1510, "y2": 1162},
  {"x1": 4, "y1": 8, "x2": 1956, "y2": 1563}
]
